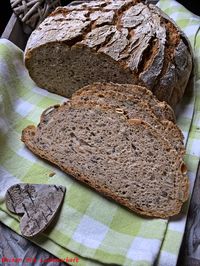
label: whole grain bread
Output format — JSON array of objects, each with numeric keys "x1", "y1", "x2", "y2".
[
  {"x1": 72, "y1": 84, "x2": 184, "y2": 155},
  {"x1": 25, "y1": 0, "x2": 193, "y2": 107},
  {"x1": 21, "y1": 102, "x2": 189, "y2": 218}
]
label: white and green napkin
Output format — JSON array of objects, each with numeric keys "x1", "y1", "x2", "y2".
[{"x1": 0, "y1": 0, "x2": 199, "y2": 265}]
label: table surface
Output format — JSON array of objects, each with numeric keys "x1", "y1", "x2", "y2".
[{"x1": 1, "y1": 1, "x2": 200, "y2": 265}]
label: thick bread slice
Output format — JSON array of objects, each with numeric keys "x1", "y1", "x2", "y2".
[
  {"x1": 72, "y1": 88, "x2": 185, "y2": 155},
  {"x1": 72, "y1": 83, "x2": 176, "y2": 123},
  {"x1": 21, "y1": 103, "x2": 189, "y2": 218},
  {"x1": 24, "y1": 0, "x2": 192, "y2": 107}
]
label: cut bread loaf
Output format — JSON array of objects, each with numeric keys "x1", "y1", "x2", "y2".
[
  {"x1": 22, "y1": 100, "x2": 189, "y2": 218},
  {"x1": 72, "y1": 84, "x2": 184, "y2": 155},
  {"x1": 24, "y1": 0, "x2": 193, "y2": 107}
]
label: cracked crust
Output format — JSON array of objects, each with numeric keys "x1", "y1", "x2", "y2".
[{"x1": 25, "y1": 0, "x2": 192, "y2": 107}]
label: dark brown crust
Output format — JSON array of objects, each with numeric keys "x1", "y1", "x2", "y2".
[{"x1": 21, "y1": 103, "x2": 189, "y2": 218}]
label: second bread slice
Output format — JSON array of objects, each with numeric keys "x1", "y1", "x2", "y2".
[
  {"x1": 72, "y1": 83, "x2": 184, "y2": 155},
  {"x1": 72, "y1": 83, "x2": 176, "y2": 122}
]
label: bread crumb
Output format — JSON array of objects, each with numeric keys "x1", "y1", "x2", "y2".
[{"x1": 49, "y1": 172, "x2": 56, "y2": 177}]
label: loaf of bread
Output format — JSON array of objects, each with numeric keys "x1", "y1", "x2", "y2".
[
  {"x1": 21, "y1": 83, "x2": 189, "y2": 218},
  {"x1": 24, "y1": 0, "x2": 193, "y2": 107}
]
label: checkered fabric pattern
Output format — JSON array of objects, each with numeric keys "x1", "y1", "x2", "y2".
[{"x1": 0, "y1": 0, "x2": 199, "y2": 265}]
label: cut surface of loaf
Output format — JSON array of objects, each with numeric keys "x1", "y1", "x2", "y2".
[
  {"x1": 72, "y1": 84, "x2": 184, "y2": 155},
  {"x1": 25, "y1": 0, "x2": 193, "y2": 107},
  {"x1": 22, "y1": 103, "x2": 189, "y2": 218}
]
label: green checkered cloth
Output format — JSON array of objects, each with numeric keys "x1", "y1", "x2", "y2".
[{"x1": 0, "y1": 0, "x2": 199, "y2": 265}]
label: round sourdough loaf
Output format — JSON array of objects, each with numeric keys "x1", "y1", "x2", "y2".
[{"x1": 24, "y1": 0, "x2": 193, "y2": 107}]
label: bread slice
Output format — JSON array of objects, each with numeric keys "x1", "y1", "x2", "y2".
[
  {"x1": 24, "y1": 0, "x2": 192, "y2": 107},
  {"x1": 72, "y1": 83, "x2": 176, "y2": 123},
  {"x1": 72, "y1": 86, "x2": 184, "y2": 155},
  {"x1": 21, "y1": 103, "x2": 189, "y2": 218}
]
